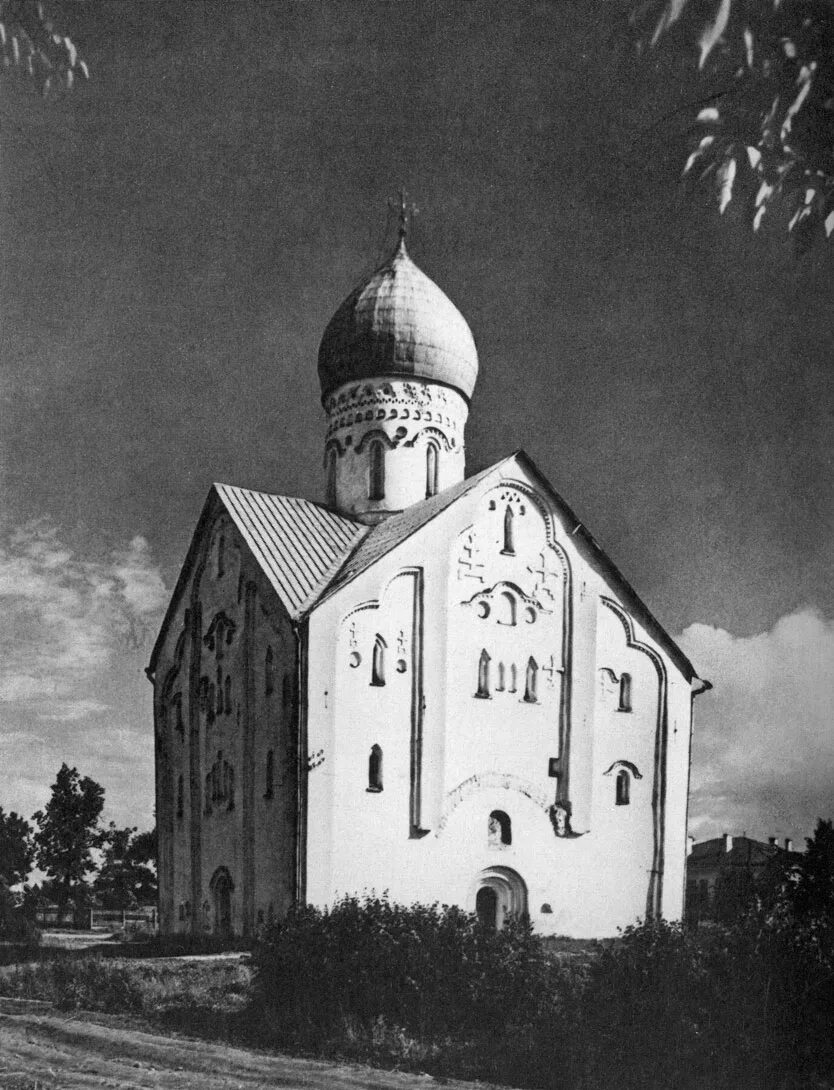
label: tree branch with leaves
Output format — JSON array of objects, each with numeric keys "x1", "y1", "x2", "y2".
[{"x1": 634, "y1": 0, "x2": 834, "y2": 243}]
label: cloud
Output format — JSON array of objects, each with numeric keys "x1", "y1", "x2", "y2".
[
  {"x1": 0, "y1": 520, "x2": 167, "y2": 715},
  {"x1": 678, "y1": 608, "x2": 834, "y2": 844}
]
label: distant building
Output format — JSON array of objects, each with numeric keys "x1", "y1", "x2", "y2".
[
  {"x1": 686, "y1": 834, "x2": 802, "y2": 921},
  {"x1": 148, "y1": 225, "x2": 710, "y2": 939}
]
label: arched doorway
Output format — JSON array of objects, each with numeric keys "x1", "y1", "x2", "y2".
[
  {"x1": 209, "y1": 866, "x2": 234, "y2": 936},
  {"x1": 472, "y1": 866, "x2": 528, "y2": 930}
]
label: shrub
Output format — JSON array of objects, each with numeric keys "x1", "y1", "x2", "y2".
[{"x1": 250, "y1": 893, "x2": 566, "y2": 1082}]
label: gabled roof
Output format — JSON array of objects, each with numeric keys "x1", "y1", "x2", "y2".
[
  {"x1": 315, "y1": 451, "x2": 699, "y2": 682},
  {"x1": 150, "y1": 454, "x2": 701, "y2": 685},
  {"x1": 148, "y1": 485, "x2": 366, "y2": 674},
  {"x1": 215, "y1": 485, "x2": 366, "y2": 618}
]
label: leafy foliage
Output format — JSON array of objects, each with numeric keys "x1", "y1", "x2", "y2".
[
  {"x1": 93, "y1": 823, "x2": 157, "y2": 909},
  {"x1": 32, "y1": 763, "x2": 104, "y2": 912},
  {"x1": 0, "y1": 806, "x2": 34, "y2": 887},
  {"x1": 0, "y1": 0, "x2": 88, "y2": 94},
  {"x1": 792, "y1": 816, "x2": 834, "y2": 918},
  {"x1": 251, "y1": 894, "x2": 565, "y2": 1082},
  {"x1": 635, "y1": 0, "x2": 834, "y2": 241}
]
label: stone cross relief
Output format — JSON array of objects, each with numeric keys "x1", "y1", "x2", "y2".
[
  {"x1": 456, "y1": 531, "x2": 485, "y2": 583},
  {"x1": 541, "y1": 655, "x2": 562, "y2": 688},
  {"x1": 527, "y1": 549, "x2": 562, "y2": 607}
]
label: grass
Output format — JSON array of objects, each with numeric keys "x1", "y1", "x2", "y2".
[{"x1": 0, "y1": 953, "x2": 253, "y2": 1040}]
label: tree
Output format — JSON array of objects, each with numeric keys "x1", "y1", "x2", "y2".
[
  {"x1": 0, "y1": 806, "x2": 34, "y2": 887},
  {"x1": 791, "y1": 817, "x2": 834, "y2": 918},
  {"x1": 32, "y1": 764, "x2": 105, "y2": 913},
  {"x1": 93, "y1": 823, "x2": 157, "y2": 909},
  {"x1": 0, "y1": 0, "x2": 88, "y2": 94},
  {"x1": 635, "y1": 0, "x2": 834, "y2": 242}
]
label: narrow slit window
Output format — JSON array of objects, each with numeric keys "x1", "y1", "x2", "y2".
[
  {"x1": 265, "y1": 646, "x2": 275, "y2": 696},
  {"x1": 224, "y1": 675, "x2": 232, "y2": 714},
  {"x1": 618, "y1": 673, "x2": 632, "y2": 712},
  {"x1": 326, "y1": 449, "x2": 337, "y2": 506},
  {"x1": 371, "y1": 635, "x2": 386, "y2": 686},
  {"x1": 508, "y1": 663, "x2": 517, "y2": 694},
  {"x1": 524, "y1": 657, "x2": 538, "y2": 703},
  {"x1": 216, "y1": 532, "x2": 225, "y2": 578},
  {"x1": 176, "y1": 774, "x2": 184, "y2": 818},
  {"x1": 425, "y1": 442, "x2": 439, "y2": 498},
  {"x1": 368, "y1": 744, "x2": 383, "y2": 791},
  {"x1": 496, "y1": 662, "x2": 506, "y2": 692},
  {"x1": 615, "y1": 769, "x2": 630, "y2": 806},
  {"x1": 476, "y1": 649, "x2": 491, "y2": 698},
  {"x1": 501, "y1": 505, "x2": 515, "y2": 555},
  {"x1": 265, "y1": 749, "x2": 274, "y2": 799},
  {"x1": 369, "y1": 440, "x2": 385, "y2": 501}
]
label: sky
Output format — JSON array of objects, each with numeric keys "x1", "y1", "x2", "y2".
[{"x1": 0, "y1": 1, "x2": 831, "y2": 846}]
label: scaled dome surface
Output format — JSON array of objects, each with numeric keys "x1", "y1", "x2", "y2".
[{"x1": 318, "y1": 237, "x2": 479, "y2": 403}]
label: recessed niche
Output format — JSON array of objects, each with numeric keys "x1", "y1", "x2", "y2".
[
  {"x1": 540, "y1": 903, "x2": 553, "y2": 914},
  {"x1": 525, "y1": 607, "x2": 537, "y2": 625},
  {"x1": 477, "y1": 601, "x2": 490, "y2": 619},
  {"x1": 396, "y1": 659, "x2": 407, "y2": 674},
  {"x1": 349, "y1": 652, "x2": 361, "y2": 668}
]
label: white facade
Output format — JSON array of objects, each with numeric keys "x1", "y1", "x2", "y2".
[{"x1": 150, "y1": 231, "x2": 706, "y2": 938}]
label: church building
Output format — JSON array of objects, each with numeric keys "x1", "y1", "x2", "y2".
[{"x1": 148, "y1": 220, "x2": 710, "y2": 939}]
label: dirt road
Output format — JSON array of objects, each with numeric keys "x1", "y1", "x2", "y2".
[{"x1": 0, "y1": 1000, "x2": 504, "y2": 1090}]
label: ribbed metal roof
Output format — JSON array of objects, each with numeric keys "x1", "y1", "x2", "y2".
[
  {"x1": 317, "y1": 237, "x2": 479, "y2": 402},
  {"x1": 216, "y1": 484, "x2": 367, "y2": 619}
]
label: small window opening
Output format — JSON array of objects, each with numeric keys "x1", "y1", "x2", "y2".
[
  {"x1": 326, "y1": 449, "x2": 337, "y2": 506},
  {"x1": 508, "y1": 663, "x2": 517, "y2": 694},
  {"x1": 476, "y1": 649, "x2": 491, "y2": 698},
  {"x1": 524, "y1": 657, "x2": 538, "y2": 703},
  {"x1": 265, "y1": 646, "x2": 275, "y2": 696},
  {"x1": 488, "y1": 809, "x2": 512, "y2": 846},
  {"x1": 369, "y1": 440, "x2": 385, "y2": 501},
  {"x1": 174, "y1": 693, "x2": 184, "y2": 736},
  {"x1": 425, "y1": 442, "x2": 439, "y2": 498},
  {"x1": 265, "y1": 749, "x2": 274, "y2": 799},
  {"x1": 224, "y1": 675, "x2": 232, "y2": 714},
  {"x1": 176, "y1": 774, "x2": 184, "y2": 818},
  {"x1": 368, "y1": 744, "x2": 383, "y2": 791},
  {"x1": 615, "y1": 769, "x2": 630, "y2": 806},
  {"x1": 618, "y1": 673, "x2": 632, "y2": 712},
  {"x1": 498, "y1": 590, "x2": 517, "y2": 626},
  {"x1": 371, "y1": 634, "x2": 386, "y2": 686},
  {"x1": 496, "y1": 662, "x2": 505, "y2": 692},
  {"x1": 216, "y1": 667, "x2": 224, "y2": 715},
  {"x1": 501, "y1": 505, "x2": 515, "y2": 555},
  {"x1": 216, "y1": 532, "x2": 225, "y2": 578}
]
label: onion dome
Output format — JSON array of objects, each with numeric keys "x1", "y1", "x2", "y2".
[{"x1": 318, "y1": 236, "x2": 479, "y2": 403}]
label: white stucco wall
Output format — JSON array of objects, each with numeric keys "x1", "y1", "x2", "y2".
[{"x1": 304, "y1": 457, "x2": 694, "y2": 937}]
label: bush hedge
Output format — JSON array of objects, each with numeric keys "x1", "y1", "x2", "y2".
[
  {"x1": 250, "y1": 894, "x2": 568, "y2": 1083},
  {"x1": 250, "y1": 895, "x2": 834, "y2": 1090}
]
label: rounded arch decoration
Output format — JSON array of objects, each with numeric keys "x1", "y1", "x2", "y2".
[
  {"x1": 437, "y1": 772, "x2": 552, "y2": 833},
  {"x1": 599, "y1": 596, "x2": 668, "y2": 919}
]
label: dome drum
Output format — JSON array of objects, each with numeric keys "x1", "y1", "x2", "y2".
[{"x1": 319, "y1": 236, "x2": 478, "y2": 521}]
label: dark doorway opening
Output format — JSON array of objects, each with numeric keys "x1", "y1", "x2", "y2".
[{"x1": 476, "y1": 885, "x2": 498, "y2": 929}]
